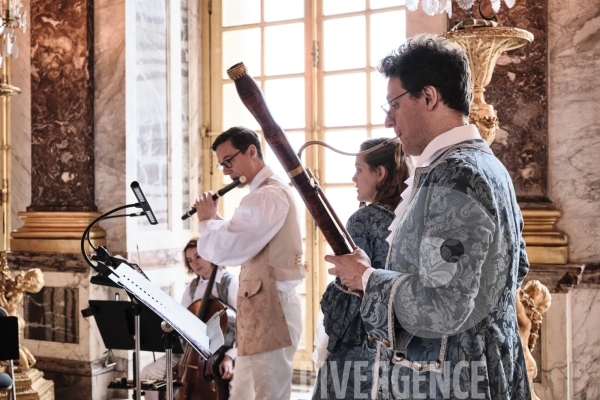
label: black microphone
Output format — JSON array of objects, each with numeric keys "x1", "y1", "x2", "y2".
[
  {"x1": 130, "y1": 181, "x2": 158, "y2": 225},
  {"x1": 181, "y1": 175, "x2": 246, "y2": 220}
]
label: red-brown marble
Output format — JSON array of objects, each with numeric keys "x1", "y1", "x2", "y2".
[
  {"x1": 450, "y1": 0, "x2": 548, "y2": 202},
  {"x1": 29, "y1": 0, "x2": 96, "y2": 211}
]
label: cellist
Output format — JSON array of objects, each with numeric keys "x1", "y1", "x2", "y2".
[
  {"x1": 194, "y1": 127, "x2": 305, "y2": 400},
  {"x1": 140, "y1": 237, "x2": 238, "y2": 399}
]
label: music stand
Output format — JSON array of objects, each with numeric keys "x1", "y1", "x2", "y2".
[
  {"x1": 84, "y1": 299, "x2": 185, "y2": 398},
  {"x1": 80, "y1": 182, "x2": 224, "y2": 400},
  {"x1": 97, "y1": 264, "x2": 223, "y2": 400},
  {"x1": 85, "y1": 300, "x2": 185, "y2": 353}
]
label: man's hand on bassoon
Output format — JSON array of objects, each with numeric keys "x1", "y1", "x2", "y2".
[{"x1": 325, "y1": 248, "x2": 371, "y2": 292}]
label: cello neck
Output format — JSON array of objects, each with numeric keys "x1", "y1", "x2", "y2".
[{"x1": 197, "y1": 264, "x2": 219, "y2": 320}]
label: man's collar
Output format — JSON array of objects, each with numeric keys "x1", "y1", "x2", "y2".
[
  {"x1": 416, "y1": 124, "x2": 481, "y2": 168},
  {"x1": 249, "y1": 165, "x2": 274, "y2": 192}
]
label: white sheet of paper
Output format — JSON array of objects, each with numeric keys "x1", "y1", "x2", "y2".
[{"x1": 108, "y1": 264, "x2": 218, "y2": 356}]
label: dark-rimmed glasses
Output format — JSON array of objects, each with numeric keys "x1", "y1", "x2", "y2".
[
  {"x1": 381, "y1": 90, "x2": 409, "y2": 117},
  {"x1": 216, "y1": 150, "x2": 241, "y2": 170}
]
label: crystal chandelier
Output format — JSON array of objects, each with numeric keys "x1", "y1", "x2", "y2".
[
  {"x1": 406, "y1": 0, "x2": 515, "y2": 18},
  {"x1": 0, "y1": 0, "x2": 27, "y2": 68}
]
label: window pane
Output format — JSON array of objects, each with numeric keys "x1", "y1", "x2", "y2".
[
  {"x1": 223, "y1": 83, "x2": 260, "y2": 130},
  {"x1": 136, "y1": 0, "x2": 168, "y2": 229},
  {"x1": 325, "y1": 187, "x2": 360, "y2": 230},
  {"x1": 181, "y1": 0, "x2": 190, "y2": 229},
  {"x1": 324, "y1": 243, "x2": 335, "y2": 283},
  {"x1": 324, "y1": 130, "x2": 367, "y2": 183},
  {"x1": 265, "y1": 78, "x2": 305, "y2": 129},
  {"x1": 372, "y1": 128, "x2": 395, "y2": 138},
  {"x1": 324, "y1": 16, "x2": 366, "y2": 71},
  {"x1": 323, "y1": 0, "x2": 365, "y2": 15},
  {"x1": 370, "y1": 0, "x2": 406, "y2": 9},
  {"x1": 371, "y1": 70, "x2": 388, "y2": 125},
  {"x1": 265, "y1": 23, "x2": 304, "y2": 76},
  {"x1": 222, "y1": 0, "x2": 260, "y2": 27},
  {"x1": 265, "y1": 0, "x2": 304, "y2": 22},
  {"x1": 263, "y1": 130, "x2": 307, "y2": 238},
  {"x1": 292, "y1": 188, "x2": 307, "y2": 239},
  {"x1": 324, "y1": 73, "x2": 366, "y2": 127},
  {"x1": 370, "y1": 10, "x2": 406, "y2": 67},
  {"x1": 222, "y1": 28, "x2": 261, "y2": 79}
]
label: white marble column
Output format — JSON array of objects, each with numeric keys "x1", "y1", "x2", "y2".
[{"x1": 548, "y1": 0, "x2": 600, "y2": 263}]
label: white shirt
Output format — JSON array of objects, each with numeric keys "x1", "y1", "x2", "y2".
[
  {"x1": 180, "y1": 268, "x2": 239, "y2": 310},
  {"x1": 181, "y1": 268, "x2": 239, "y2": 360},
  {"x1": 361, "y1": 124, "x2": 482, "y2": 289},
  {"x1": 198, "y1": 165, "x2": 302, "y2": 292}
]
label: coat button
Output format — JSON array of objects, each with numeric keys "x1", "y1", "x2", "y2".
[{"x1": 245, "y1": 291, "x2": 249, "y2": 297}]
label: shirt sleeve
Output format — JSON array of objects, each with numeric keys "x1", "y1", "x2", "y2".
[
  {"x1": 197, "y1": 186, "x2": 290, "y2": 266},
  {"x1": 225, "y1": 344, "x2": 237, "y2": 360}
]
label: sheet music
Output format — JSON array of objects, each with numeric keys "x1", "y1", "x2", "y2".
[{"x1": 107, "y1": 264, "x2": 220, "y2": 356}]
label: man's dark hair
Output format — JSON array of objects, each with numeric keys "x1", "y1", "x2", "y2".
[
  {"x1": 378, "y1": 34, "x2": 472, "y2": 117},
  {"x1": 211, "y1": 126, "x2": 263, "y2": 160}
]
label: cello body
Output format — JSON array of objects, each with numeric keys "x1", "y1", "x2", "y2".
[{"x1": 177, "y1": 268, "x2": 235, "y2": 400}]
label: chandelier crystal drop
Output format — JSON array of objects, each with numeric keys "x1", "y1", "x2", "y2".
[
  {"x1": 409, "y1": 0, "x2": 515, "y2": 17},
  {"x1": 0, "y1": 0, "x2": 27, "y2": 68}
]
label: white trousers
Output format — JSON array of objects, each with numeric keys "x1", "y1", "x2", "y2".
[{"x1": 231, "y1": 290, "x2": 303, "y2": 400}]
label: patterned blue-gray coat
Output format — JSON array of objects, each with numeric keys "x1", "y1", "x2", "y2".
[{"x1": 361, "y1": 139, "x2": 531, "y2": 399}]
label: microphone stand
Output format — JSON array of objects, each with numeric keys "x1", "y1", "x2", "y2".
[
  {"x1": 161, "y1": 321, "x2": 176, "y2": 400},
  {"x1": 81, "y1": 203, "x2": 150, "y2": 400}
]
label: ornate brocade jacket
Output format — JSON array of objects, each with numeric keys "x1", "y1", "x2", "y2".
[{"x1": 361, "y1": 139, "x2": 531, "y2": 399}]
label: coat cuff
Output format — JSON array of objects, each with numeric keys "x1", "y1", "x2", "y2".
[{"x1": 360, "y1": 269, "x2": 409, "y2": 348}]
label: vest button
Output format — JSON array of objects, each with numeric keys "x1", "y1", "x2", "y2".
[{"x1": 244, "y1": 291, "x2": 249, "y2": 297}]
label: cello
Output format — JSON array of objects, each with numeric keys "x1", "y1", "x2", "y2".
[{"x1": 177, "y1": 264, "x2": 234, "y2": 400}]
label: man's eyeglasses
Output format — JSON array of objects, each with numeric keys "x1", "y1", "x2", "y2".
[
  {"x1": 217, "y1": 150, "x2": 241, "y2": 170},
  {"x1": 381, "y1": 90, "x2": 409, "y2": 117}
]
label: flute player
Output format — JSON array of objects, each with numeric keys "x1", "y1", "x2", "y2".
[{"x1": 194, "y1": 126, "x2": 305, "y2": 400}]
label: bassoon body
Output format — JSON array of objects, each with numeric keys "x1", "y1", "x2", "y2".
[{"x1": 226, "y1": 62, "x2": 355, "y2": 255}]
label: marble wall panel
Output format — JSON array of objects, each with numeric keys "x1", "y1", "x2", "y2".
[
  {"x1": 547, "y1": 0, "x2": 600, "y2": 263},
  {"x1": 536, "y1": 291, "x2": 571, "y2": 400},
  {"x1": 94, "y1": 0, "x2": 127, "y2": 254},
  {"x1": 24, "y1": 286, "x2": 79, "y2": 343},
  {"x1": 30, "y1": 0, "x2": 96, "y2": 211},
  {"x1": 570, "y1": 289, "x2": 600, "y2": 399},
  {"x1": 450, "y1": 0, "x2": 549, "y2": 202},
  {"x1": 11, "y1": 0, "x2": 31, "y2": 231}
]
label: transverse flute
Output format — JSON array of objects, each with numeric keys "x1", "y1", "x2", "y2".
[{"x1": 181, "y1": 175, "x2": 247, "y2": 220}]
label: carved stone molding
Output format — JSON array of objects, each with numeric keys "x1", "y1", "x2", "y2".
[
  {"x1": 522, "y1": 209, "x2": 569, "y2": 265},
  {"x1": 524, "y1": 263, "x2": 584, "y2": 293},
  {"x1": 10, "y1": 212, "x2": 106, "y2": 254}
]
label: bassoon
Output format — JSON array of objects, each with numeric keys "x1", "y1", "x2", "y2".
[{"x1": 226, "y1": 62, "x2": 356, "y2": 255}]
